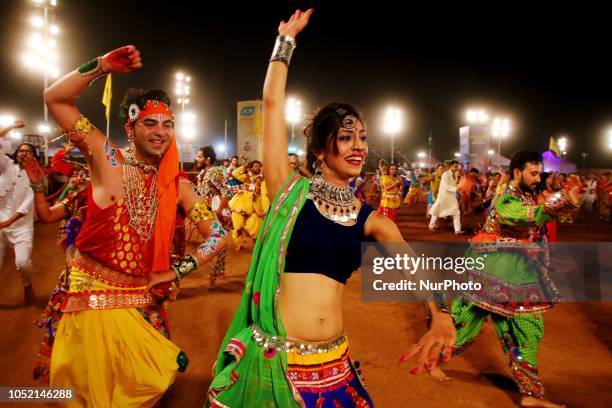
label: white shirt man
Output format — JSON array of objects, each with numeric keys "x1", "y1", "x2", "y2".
[
  {"x1": 428, "y1": 162, "x2": 463, "y2": 234},
  {"x1": 583, "y1": 176, "x2": 597, "y2": 213},
  {"x1": 0, "y1": 150, "x2": 35, "y2": 303}
]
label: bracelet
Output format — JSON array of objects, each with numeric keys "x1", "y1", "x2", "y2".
[
  {"x1": 170, "y1": 254, "x2": 199, "y2": 280},
  {"x1": 57, "y1": 115, "x2": 94, "y2": 155},
  {"x1": 189, "y1": 201, "x2": 217, "y2": 223},
  {"x1": 269, "y1": 35, "x2": 296, "y2": 66},
  {"x1": 433, "y1": 291, "x2": 450, "y2": 314},
  {"x1": 30, "y1": 181, "x2": 46, "y2": 192},
  {"x1": 62, "y1": 200, "x2": 72, "y2": 218},
  {"x1": 77, "y1": 56, "x2": 107, "y2": 84}
]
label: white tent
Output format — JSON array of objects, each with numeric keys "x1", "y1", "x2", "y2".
[{"x1": 488, "y1": 153, "x2": 510, "y2": 168}]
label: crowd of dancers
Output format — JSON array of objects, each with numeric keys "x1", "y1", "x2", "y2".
[{"x1": 0, "y1": 7, "x2": 610, "y2": 408}]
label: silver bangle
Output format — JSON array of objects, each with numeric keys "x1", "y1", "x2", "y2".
[{"x1": 269, "y1": 35, "x2": 296, "y2": 66}]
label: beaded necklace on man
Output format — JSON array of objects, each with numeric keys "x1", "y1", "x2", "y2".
[{"x1": 122, "y1": 153, "x2": 159, "y2": 242}]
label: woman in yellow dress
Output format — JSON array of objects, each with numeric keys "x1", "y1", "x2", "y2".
[
  {"x1": 229, "y1": 160, "x2": 270, "y2": 248},
  {"x1": 404, "y1": 169, "x2": 423, "y2": 206},
  {"x1": 377, "y1": 164, "x2": 403, "y2": 222}
]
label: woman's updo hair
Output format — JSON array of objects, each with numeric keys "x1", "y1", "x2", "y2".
[{"x1": 303, "y1": 102, "x2": 363, "y2": 171}]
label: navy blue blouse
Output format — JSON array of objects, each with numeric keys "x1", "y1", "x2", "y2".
[{"x1": 284, "y1": 199, "x2": 375, "y2": 284}]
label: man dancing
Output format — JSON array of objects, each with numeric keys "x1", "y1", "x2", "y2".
[
  {"x1": 44, "y1": 45, "x2": 226, "y2": 406},
  {"x1": 195, "y1": 145, "x2": 230, "y2": 287},
  {"x1": 437, "y1": 151, "x2": 583, "y2": 408},
  {"x1": 429, "y1": 160, "x2": 463, "y2": 234}
]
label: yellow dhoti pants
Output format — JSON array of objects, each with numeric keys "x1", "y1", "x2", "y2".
[{"x1": 50, "y1": 268, "x2": 182, "y2": 408}]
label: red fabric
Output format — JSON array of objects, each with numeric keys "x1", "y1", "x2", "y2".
[
  {"x1": 75, "y1": 188, "x2": 154, "y2": 275},
  {"x1": 50, "y1": 149, "x2": 74, "y2": 176},
  {"x1": 546, "y1": 220, "x2": 557, "y2": 243},
  {"x1": 376, "y1": 206, "x2": 397, "y2": 222}
]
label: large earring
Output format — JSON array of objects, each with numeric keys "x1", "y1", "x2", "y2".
[
  {"x1": 313, "y1": 159, "x2": 324, "y2": 177},
  {"x1": 127, "y1": 138, "x2": 135, "y2": 154}
]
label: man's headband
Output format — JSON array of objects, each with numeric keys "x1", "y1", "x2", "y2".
[{"x1": 128, "y1": 100, "x2": 174, "y2": 124}]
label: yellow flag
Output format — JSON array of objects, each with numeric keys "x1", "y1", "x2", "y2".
[
  {"x1": 102, "y1": 74, "x2": 112, "y2": 121},
  {"x1": 549, "y1": 136, "x2": 560, "y2": 156}
]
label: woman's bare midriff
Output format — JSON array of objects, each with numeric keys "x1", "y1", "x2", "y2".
[{"x1": 279, "y1": 272, "x2": 345, "y2": 341}]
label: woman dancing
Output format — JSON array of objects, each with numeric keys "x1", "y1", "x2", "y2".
[{"x1": 208, "y1": 9, "x2": 455, "y2": 407}]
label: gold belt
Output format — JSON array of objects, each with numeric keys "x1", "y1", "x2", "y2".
[
  {"x1": 63, "y1": 290, "x2": 155, "y2": 312},
  {"x1": 63, "y1": 252, "x2": 154, "y2": 312},
  {"x1": 251, "y1": 324, "x2": 347, "y2": 356},
  {"x1": 72, "y1": 252, "x2": 148, "y2": 288}
]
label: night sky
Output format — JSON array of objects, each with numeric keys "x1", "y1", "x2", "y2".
[{"x1": 1, "y1": 1, "x2": 610, "y2": 168}]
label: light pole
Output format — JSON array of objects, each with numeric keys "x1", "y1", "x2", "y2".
[
  {"x1": 581, "y1": 152, "x2": 589, "y2": 169},
  {"x1": 174, "y1": 72, "x2": 193, "y2": 169},
  {"x1": 23, "y1": 0, "x2": 60, "y2": 165},
  {"x1": 285, "y1": 97, "x2": 302, "y2": 152},
  {"x1": 383, "y1": 107, "x2": 402, "y2": 164},
  {"x1": 175, "y1": 110, "x2": 195, "y2": 170},
  {"x1": 417, "y1": 151, "x2": 426, "y2": 167},
  {"x1": 465, "y1": 109, "x2": 489, "y2": 125},
  {"x1": 491, "y1": 117, "x2": 511, "y2": 166},
  {"x1": 558, "y1": 137, "x2": 568, "y2": 160},
  {"x1": 175, "y1": 72, "x2": 191, "y2": 112},
  {"x1": 464, "y1": 108, "x2": 490, "y2": 170}
]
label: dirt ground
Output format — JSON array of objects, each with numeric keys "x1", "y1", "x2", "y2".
[{"x1": 0, "y1": 203, "x2": 610, "y2": 408}]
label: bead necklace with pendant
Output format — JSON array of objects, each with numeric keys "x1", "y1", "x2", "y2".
[
  {"x1": 122, "y1": 153, "x2": 158, "y2": 241},
  {"x1": 307, "y1": 173, "x2": 359, "y2": 224}
]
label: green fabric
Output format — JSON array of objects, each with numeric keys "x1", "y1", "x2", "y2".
[
  {"x1": 59, "y1": 184, "x2": 75, "y2": 201},
  {"x1": 495, "y1": 193, "x2": 554, "y2": 227},
  {"x1": 207, "y1": 172, "x2": 309, "y2": 408},
  {"x1": 466, "y1": 191, "x2": 554, "y2": 286},
  {"x1": 465, "y1": 248, "x2": 543, "y2": 286},
  {"x1": 452, "y1": 299, "x2": 543, "y2": 366}
]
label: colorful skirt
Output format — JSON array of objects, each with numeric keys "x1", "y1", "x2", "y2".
[
  {"x1": 380, "y1": 193, "x2": 401, "y2": 209},
  {"x1": 286, "y1": 333, "x2": 373, "y2": 408},
  {"x1": 426, "y1": 191, "x2": 435, "y2": 205},
  {"x1": 376, "y1": 206, "x2": 397, "y2": 223},
  {"x1": 404, "y1": 186, "x2": 422, "y2": 204}
]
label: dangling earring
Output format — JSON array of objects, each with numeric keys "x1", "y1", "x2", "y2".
[
  {"x1": 313, "y1": 159, "x2": 324, "y2": 177},
  {"x1": 127, "y1": 138, "x2": 135, "y2": 154}
]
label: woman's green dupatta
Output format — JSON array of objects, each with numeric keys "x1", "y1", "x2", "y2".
[{"x1": 208, "y1": 172, "x2": 310, "y2": 407}]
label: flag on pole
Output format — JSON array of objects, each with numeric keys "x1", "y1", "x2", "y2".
[
  {"x1": 549, "y1": 136, "x2": 560, "y2": 157},
  {"x1": 102, "y1": 74, "x2": 112, "y2": 138},
  {"x1": 102, "y1": 74, "x2": 112, "y2": 120}
]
